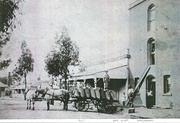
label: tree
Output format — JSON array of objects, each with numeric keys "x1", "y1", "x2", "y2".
[
  {"x1": 45, "y1": 29, "x2": 79, "y2": 89},
  {"x1": 13, "y1": 41, "x2": 34, "y2": 97},
  {"x1": 0, "y1": 0, "x2": 21, "y2": 69}
]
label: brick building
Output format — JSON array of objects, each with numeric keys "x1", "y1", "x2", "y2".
[{"x1": 129, "y1": 0, "x2": 180, "y2": 109}]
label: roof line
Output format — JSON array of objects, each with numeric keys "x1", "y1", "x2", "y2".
[
  {"x1": 72, "y1": 64, "x2": 128, "y2": 78},
  {"x1": 129, "y1": 0, "x2": 147, "y2": 10}
]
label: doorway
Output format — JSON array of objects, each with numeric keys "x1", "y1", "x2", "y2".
[{"x1": 146, "y1": 75, "x2": 156, "y2": 108}]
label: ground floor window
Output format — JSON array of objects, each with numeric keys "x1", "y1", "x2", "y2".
[{"x1": 163, "y1": 75, "x2": 171, "y2": 94}]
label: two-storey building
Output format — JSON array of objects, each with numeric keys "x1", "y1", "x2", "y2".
[{"x1": 129, "y1": 0, "x2": 180, "y2": 109}]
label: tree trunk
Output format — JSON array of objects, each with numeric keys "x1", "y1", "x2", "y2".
[
  {"x1": 59, "y1": 77, "x2": 62, "y2": 89},
  {"x1": 64, "y1": 77, "x2": 67, "y2": 90}
]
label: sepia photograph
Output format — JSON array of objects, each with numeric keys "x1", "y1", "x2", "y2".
[{"x1": 0, "y1": 0, "x2": 180, "y2": 122}]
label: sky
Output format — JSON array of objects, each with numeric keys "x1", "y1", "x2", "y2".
[{"x1": 2, "y1": 0, "x2": 130, "y2": 82}]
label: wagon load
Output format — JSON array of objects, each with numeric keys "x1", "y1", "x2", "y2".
[
  {"x1": 84, "y1": 87, "x2": 91, "y2": 98},
  {"x1": 79, "y1": 88, "x2": 86, "y2": 98},
  {"x1": 90, "y1": 88, "x2": 96, "y2": 99},
  {"x1": 105, "y1": 90, "x2": 111, "y2": 100},
  {"x1": 70, "y1": 86, "x2": 123, "y2": 114},
  {"x1": 109, "y1": 90, "x2": 118, "y2": 101},
  {"x1": 99, "y1": 89, "x2": 106, "y2": 99},
  {"x1": 94, "y1": 87, "x2": 100, "y2": 99},
  {"x1": 73, "y1": 88, "x2": 80, "y2": 97}
]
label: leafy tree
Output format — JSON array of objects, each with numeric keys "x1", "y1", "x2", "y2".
[
  {"x1": 0, "y1": 59, "x2": 11, "y2": 69},
  {"x1": 45, "y1": 30, "x2": 79, "y2": 89},
  {"x1": 13, "y1": 41, "x2": 34, "y2": 93},
  {"x1": 0, "y1": 0, "x2": 21, "y2": 69}
]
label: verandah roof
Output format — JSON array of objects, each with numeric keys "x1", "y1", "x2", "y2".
[
  {"x1": 71, "y1": 63, "x2": 128, "y2": 81},
  {"x1": 0, "y1": 82, "x2": 8, "y2": 88}
]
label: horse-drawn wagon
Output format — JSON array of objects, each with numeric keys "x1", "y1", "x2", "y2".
[
  {"x1": 70, "y1": 87, "x2": 122, "y2": 114},
  {"x1": 25, "y1": 86, "x2": 122, "y2": 114}
]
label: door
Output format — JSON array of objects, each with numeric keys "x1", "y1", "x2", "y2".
[{"x1": 146, "y1": 75, "x2": 156, "y2": 108}]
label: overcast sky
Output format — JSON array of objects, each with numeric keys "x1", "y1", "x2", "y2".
[{"x1": 3, "y1": 0, "x2": 130, "y2": 81}]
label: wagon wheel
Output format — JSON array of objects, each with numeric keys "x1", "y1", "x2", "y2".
[
  {"x1": 92, "y1": 100, "x2": 99, "y2": 106},
  {"x1": 96, "y1": 101, "x2": 106, "y2": 113},
  {"x1": 105, "y1": 106, "x2": 117, "y2": 114},
  {"x1": 82, "y1": 101, "x2": 90, "y2": 112},
  {"x1": 97, "y1": 104, "x2": 106, "y2": 113},
  {"x1": 74, "y1": 100, "x2": 85, "y2": 111}
]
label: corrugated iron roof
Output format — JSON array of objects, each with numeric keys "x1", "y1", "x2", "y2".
[
  {"x1": 0, "y1": 82, "x2": 8, "y2": 87},
  {"x1": 71, "y1": 60, "x2": 128, "y2": 80}
]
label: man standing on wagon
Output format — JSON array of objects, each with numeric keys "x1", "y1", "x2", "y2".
[{"x1": 103, "y1": 71, "x2": 110, "y2": 90}]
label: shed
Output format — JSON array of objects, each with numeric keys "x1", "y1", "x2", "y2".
[{"x1": 0, "y1": 82, "x2": 8, "y2": 97}]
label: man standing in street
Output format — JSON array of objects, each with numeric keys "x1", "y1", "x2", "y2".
[
  {"x1": 128, "y1": 86, "x2": 134, "y2": 107},
  {"x1": 122, "y1": 92, "x2": 127, "y2": 106}
]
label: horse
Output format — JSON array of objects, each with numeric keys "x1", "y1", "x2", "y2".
[
  {"x1": 26, "y1": 88, "x2": 48, "y2": 110},
  {"x1": 45, "y1": 88, "x2": 70, "y2": 111},
  {"x1": 26, "y1": 89, "x2": 36, "y2": 110}
]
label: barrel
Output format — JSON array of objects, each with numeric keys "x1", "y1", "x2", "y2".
[
  {"x1": 85, "y1": 88, "x2": 91, "y2": 98},
  {"x1": 94, "y1": 87, "x2": 100, "y2": 99},
  {"x1": 99, "y1": 89, "x2": 106, "y2": 99},
  {"x1": 90, "y1": 88, "x2": 96, "y2": 98},
  {"x1": 79, "y1": 88, "x2": 86, "y2": 98},
  {"x1": 105, "y1": 90, "x2": 111, "y2": 100},
  {"x1": 109, "y1": 90, "x2": 117, "y2": 101},
  {"x1": 73, "y1": 89, "x2": 80, "y2": 97}
]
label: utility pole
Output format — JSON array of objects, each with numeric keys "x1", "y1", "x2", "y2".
[
  {"x1": 8, "y1": 72, "x2": 11, "y2": 87},
  {"x1": 126, "y1": 49, "x2": 131, "y2": 98},
  {"x1": 24, "y1": 72, "x2": 27, "y2": 100},
  {"x1": 24, "y1": 72, "x2": 27, "y2": 90}
]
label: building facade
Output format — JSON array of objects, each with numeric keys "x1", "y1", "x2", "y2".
[
  {"x1": 129, "y1": 0, "x2": 180, "y2": 109},
  {"x1": 71, "y1": 59, "x2": 129, "y2": 104},
  {"x1": 0, "y1": 82, "x2": 8, "y2": 97}
]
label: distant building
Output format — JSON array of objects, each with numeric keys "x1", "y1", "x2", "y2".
[
  {"x1": 129, "y1": 0, "x2": 180, "y2": 108},
  {"x1": 0, "y1": 82, "x2": 8, "y2": 97},
  {"x1": 11, "y1": 84, "x2": 25, "y2": 94}
]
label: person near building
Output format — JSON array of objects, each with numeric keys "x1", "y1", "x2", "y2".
[
  {"x1": 147, "y1": 88, "x2": 153, "y2": 108},
  {"x1": 103, "y1": 71, "x2": 110, "y2": 90},
  {"x1": 122, "y1": 92, "x2": 127, "y2": 106},
  {"x1": 127, "y1": 86, "x2": 134, "y2": 107}
]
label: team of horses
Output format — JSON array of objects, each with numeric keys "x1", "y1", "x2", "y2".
[
  {"x1": 25, "y1": 87, "x2": 70, "y2": 110},
  {"x1": 25, "y1": 86, "x2": 123, "y2": 113}
]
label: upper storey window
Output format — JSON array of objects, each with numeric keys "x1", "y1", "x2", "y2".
[
  {"x1": 147, "y1": 38, "x2": 155, "y2": 65},
  {"x1": 147, "y1": 4, "x2": 156, "y2": 31}
]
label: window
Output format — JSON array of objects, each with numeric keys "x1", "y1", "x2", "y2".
[
  {"x1": 147, "y1": 38, "x2": 155, "y2": 65},
  {"x1": 147, "y1": 4, "x2": 156, "y2": 31},
  {"x1": 163, "y1": 75, "x2": 171, "y2": 94}
]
